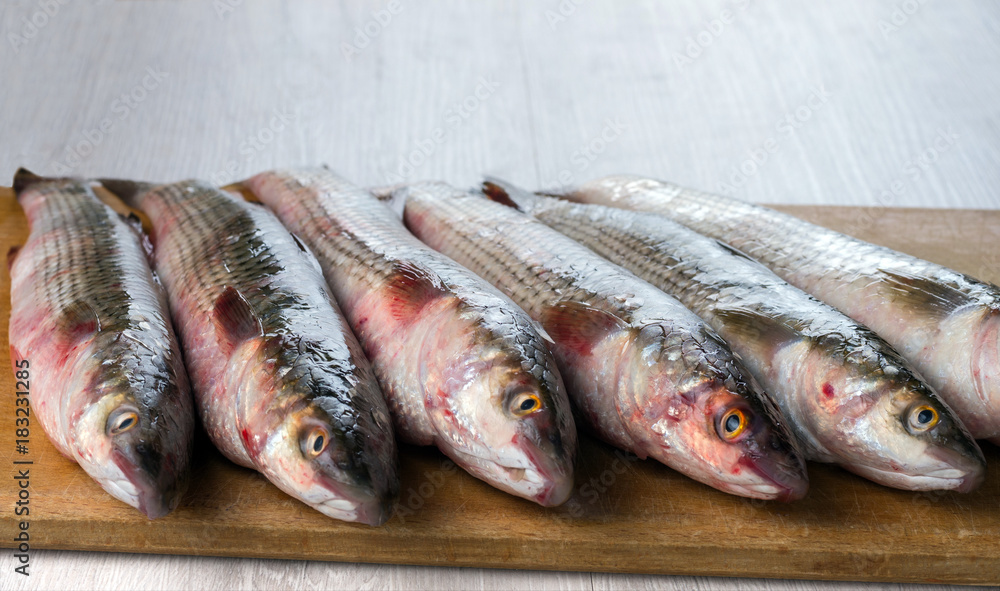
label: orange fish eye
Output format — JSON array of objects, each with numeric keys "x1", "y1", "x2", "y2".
[
  {"x1": 907, "y1": 405, "x2": 939, "y2": 432},
  {"x1": 511, "y1": 392, "x2": 542, "y2": 417},
  {"x1": 719, "y1": 408, "x2": 748, "y2": 441},
  {"x1": 302, "y1": 426, "x2": 330, "y2": 459},
  {"x1": 109, "y1": 410, "x2": 139, "y2": 435}
]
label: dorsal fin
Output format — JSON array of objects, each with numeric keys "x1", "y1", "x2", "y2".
[
  {"x1": 539, "y1": 301, "x2": 626, "y2": 356},
  {"x1": 213, "y1": 286, "x2": 264, "y2": 355},
  {"x1": 879, "y1": 269, "x2": 975, "y2": 319}
]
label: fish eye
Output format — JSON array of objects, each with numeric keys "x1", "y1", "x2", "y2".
[
  {"x1": 510, "y1": 392, "x2": 542, "y2": 417},
  {"x1": 108, "y1": 410, "x2": 139, "y2": 435},
  {"x1": 907, "y1": 405, "x2": 939, "y2": 432},
  {"x1": 302, "y1": 426, "x2": 330, "y2": 459},
  {"x1": 718, "y1": 408, "x2": 748, "y2": 441}
]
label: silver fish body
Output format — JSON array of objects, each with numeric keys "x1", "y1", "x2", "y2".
[
  {"x1": 246, "y1": 168, "x2": 576, "y2": 506},
  {"x1": 485, "y1": 180, "x2": 984, "y2": 492},
  {"x1": 9, "y1": 170, "x2": 194, "y2": 518},
  {"x1": 392, "y1": 181, "x2": 808, "y2": 501},
  {"x1": 102, "y1": 178, "x2": 398, "y2": 525},
  {"x1": 559, "y1": 176, "x2": 1000, "y2": 441}
]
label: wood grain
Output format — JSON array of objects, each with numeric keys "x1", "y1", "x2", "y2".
[{"x1": 2, "y1": 188, "x2": 999, "y2": 586}]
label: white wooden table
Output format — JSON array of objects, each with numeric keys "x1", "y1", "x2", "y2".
[{"x1": 2, "y1": 1, "x2": 997, "y2": 589}]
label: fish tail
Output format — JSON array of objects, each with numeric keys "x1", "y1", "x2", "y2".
[
  {"x1": 367, "y1": 183, "x2": 410, "y2": 219},
  {"x1": 11, "y1": 168, "x2": 73, "y2": 200},
  {"x1": 368, "y1": 183, "x2": 408, "y2": 202},
  {"x1": 481, "y1": 177, "x2": 542, "y2": 213},
  {"x1": 99, "y1": 178, "x2": 159, "y2": 210}
]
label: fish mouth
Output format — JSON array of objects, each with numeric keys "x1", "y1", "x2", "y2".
[
  {"x1": 311, "y1": 471, "x2": 393, "y2": 526},
  {"x1": 845, "y1": 446, "x2": 986, "y2": 493},
  {"x1": 111, "y1": 449, "x2": 181, "y2": 519},
  {"x1": 731, "y1": 455, "x2": 809, "y2": 502},
  {"x1": 448, "y1": 446, "x2": 573, "y2": 507}
]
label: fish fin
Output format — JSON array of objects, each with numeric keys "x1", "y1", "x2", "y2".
[
  {"x1": 58, "y1": 301, "x2": 101, "y2": 343},
  {"x1": 369, "y1": 184, "x2": 406, "y2": 201},
  {"x1": 714, "y1": 240, "x2": 758, "y2": 263},
  {"x1": 117, "y1": 211, "x2": 156, "y2": 262},
  {"x1": 99, "y1": 178, "x2": 159, "y2": 210},
  {"x1": 535, "y1": 185, "x2": 571, "y2": 200},
  {"x1": 539, "y1": 302, "x2": 626, "y2": 356},
  {"x1": 12, "y1": 168, "x2": 45, "y2": 197},
  {"x1": 711, "y1": 308, "x2": 803, "y2": 352},
  {"x1": 384, "y1": 262, "x2": 443, "y2": 320},
  {"x1": 290, "y1": 232, "x2": 310, "y2": 254},
  {"x1": 879, "y1": 269, "x2": 975, "y2": 318},
  {"x1": 369, "y1": 184, "x2": 408, "y2": 219},
  {"x1": 481, "y1": 177, "x2": 537, "y2": 213},
  {"x1": 532, "y1": 319, "x2": 556, "y2": 345},
  {"x1": 290, "y1": 233, "x2": 325, "y2": 276},
  {"x1": 213, "y1": 286, "x2": 264, "y2": 355},
  {"x1": 119, "y1": 212, "x2": 144, "y2": 234},
  {"x1": 7, "y1": 246, "x2": 20, "y2": 272},
  {"x1": 9, "y1": 345, "x2": 23, "y2": 369}
]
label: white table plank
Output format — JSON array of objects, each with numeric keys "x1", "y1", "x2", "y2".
[
  {"x1": 5, "y1": 550, "x2": 973, "y2": 591},
  {"x1": 1, "y1": 0, "x2": 997, "y2": 207}
]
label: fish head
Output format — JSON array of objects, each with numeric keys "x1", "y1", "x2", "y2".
[
  {"x1": 72, "y1": 361, "x2": 194, "y2": 519},
  {"x1": 426, "y1": 342, "x2": 577, "y2": 507},
  {"x1": 967, "y1": 305, "x2": 1000, "y2": 438},
  {"x1": 821, "y1": 355, "x2": 986, "y2": 492},
  {"x1": 241, "y1": 339, "x2": 399, "y2": 526},
  {"x1": 628, "y1": 326, "x2": 808, "y2": 501}
]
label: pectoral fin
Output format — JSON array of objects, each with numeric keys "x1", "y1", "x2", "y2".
[
  {"x1": 540, "y1": 301, "x2": 627, "y2": 356},
  {"x1": 384, "y1": 262, "x2": 444, "y2": 320},
  {"x1": 213, "y1": 286, "x2": 264, "y2": 355},
  {"x1": 711, "y1": 307, "x2": 805, "y2": 357},
  {"x1": 879, "y1": 269, "x2": 974, "y2": 319},
  {"x1": 58, "y1": 300, "x2": 102, "y2": 344}
]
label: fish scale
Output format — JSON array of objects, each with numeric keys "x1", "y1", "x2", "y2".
[
  {"x1": 492, "y1": 181, "x2": 985, "y2": 492},
  {"x1": 559, "y1": 175, "x2": 1000, "y2": 440},
  {"x1": 394, "y1": 181, "x2": 809, "y2": 501},
  {"x1": 9, "y1": 171, "x2": 194, "y2": 518},
  {"x1": 102, "y1": 178, "x2": 398, "y2": 525},
  {"x1": 247, "y1": 168, "x2": 576, "y2": 506}
]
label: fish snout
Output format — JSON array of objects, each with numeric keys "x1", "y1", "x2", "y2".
[
  {"x1": 112, "y1": 446, "x2": 187, "y2": 519},
  {"x1": 352, "y1": 492, "x2": 395, "y2": 527},
  {"x1": 515, "y1": 433, "x2": 575, "y2": 506},
  {"x1": 312, "y1": 469, "x2": 397, "y2": 526},
  {"x1": 737, "y1": 451, "x2": 810, "y2": 502},
  {"x1": 925, "y1": 445, "x2": 986, "y2": 493},
  {"x1": 532, "y1": 466, "x2": 575, "y2": 507}
]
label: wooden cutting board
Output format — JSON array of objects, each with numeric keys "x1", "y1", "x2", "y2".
[{"x1": 2, "y1": 187, "x2": 998, "y2": 585}]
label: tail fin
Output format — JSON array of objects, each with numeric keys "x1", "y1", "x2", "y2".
[
  {"x1": 481, "y1": 177, "x2": 542, "y2": 213},
  {"x1": 98, "y1": 178, "x2": 159, "y2": 210},
  {"x1": 368, "y1": 184, "x2": 408, "y2": 218},
  {"x1": 369, "y1": 183, "x2": 407, "y2": 202},
  {"x1": 11, "y1": 168, "x2": 76, "y2": 199},
  {"x1": 12, "y1": 168, "x2": 44, "y2": 196}
]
